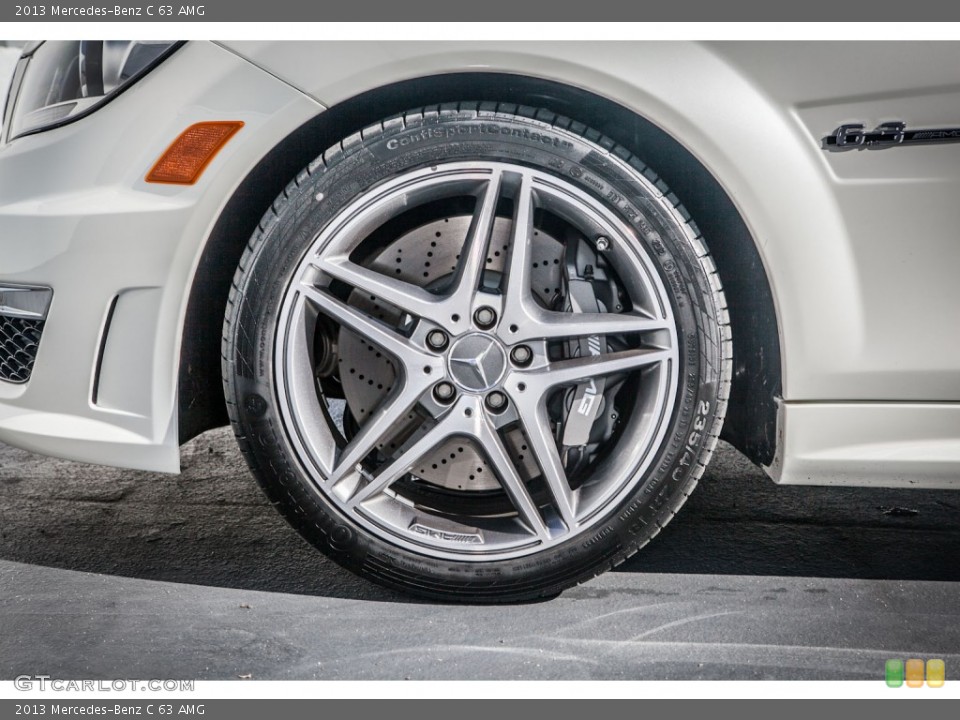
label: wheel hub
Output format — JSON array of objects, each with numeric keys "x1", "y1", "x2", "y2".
[{"x1": 447, "y1": 332, "x2": 506, "y2": 392}]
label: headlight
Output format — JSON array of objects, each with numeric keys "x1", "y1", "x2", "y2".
[{"x1": 6, "y1": 40, "x2": 181, "y2": 140}]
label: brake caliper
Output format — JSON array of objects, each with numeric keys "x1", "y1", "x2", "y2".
[{"x1": 557, "y1": 237, "x2": 622, "y2": 475}]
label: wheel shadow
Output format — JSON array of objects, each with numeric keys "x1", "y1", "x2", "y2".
[
  {"x1": 1, "y1": 429, "x2": 958, "y2": 602},
  {"x1": 618, "y1": 443, "x2": 960, "y2": 582},
  {"x1": 0, "y1": 429, "x2": 406, "y2": 602}
]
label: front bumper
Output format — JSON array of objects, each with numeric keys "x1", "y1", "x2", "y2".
[{"x1": 0, "y1": 41, "x2": 321, "y2": 472}]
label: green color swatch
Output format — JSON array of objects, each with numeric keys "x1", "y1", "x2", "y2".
[{"x1": 886, "y1": 659, "x2": 905, "y2": 688}]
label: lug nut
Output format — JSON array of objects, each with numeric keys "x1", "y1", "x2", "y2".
[
  {"x1": 433, "y1": 381, "x2": 456, "y2": 404},
  {"x1": 426, "y1": 329, "x2": 449, "y2": 351},
  {"x1": 485, "y1": 391, "x2": 508, "y2": 412},
  {"x1": 473, "y1": 306, "x2": 497, "y2": 329},
  {"x1": 595, "y1": 235, "x2": 611, "y2": 252},
  {"x1": 510, "y1": 344, "x2": 533, "y2": 366}
]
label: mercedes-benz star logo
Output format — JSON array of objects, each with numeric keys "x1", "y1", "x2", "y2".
[{"x1": 447, "y1": 334, "x2": 507, "y2": 392}]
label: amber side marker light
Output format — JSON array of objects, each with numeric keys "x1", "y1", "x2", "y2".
[{"x1": 146, "y1": 121, "x2": 244, "y2": 185}]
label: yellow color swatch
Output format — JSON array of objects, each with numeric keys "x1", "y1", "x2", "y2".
[{"x1": 926, "y1": 659, "x2": 945, "y2": 688}]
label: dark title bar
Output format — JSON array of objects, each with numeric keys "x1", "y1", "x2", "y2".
[
  {"x1": 6, "y1": 1, "x2": 960, "y2": 22},
  {"x1": 0, "y1": 700, "x2": 937, "y2": 718}
]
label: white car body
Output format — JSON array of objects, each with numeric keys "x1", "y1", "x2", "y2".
[{"x1": 1, "y1": 40, "x2": 959, "y2": 487}]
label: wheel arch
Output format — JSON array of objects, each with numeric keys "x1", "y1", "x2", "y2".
[{"x1": 178, "y1": 72, "x2": 781, "y2": 468}]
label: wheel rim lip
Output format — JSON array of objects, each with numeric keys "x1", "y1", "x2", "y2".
[{"x1": 273, "y1": 160, "x2": 681, "y2": 561}]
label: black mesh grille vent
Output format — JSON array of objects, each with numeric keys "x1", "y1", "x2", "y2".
[{"x1": 0, "y1": 316, "x2": 45, "y2": 383}]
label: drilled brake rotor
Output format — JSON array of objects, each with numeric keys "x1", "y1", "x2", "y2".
[{"x1": 339, "y1": 215, "x2": 563, "y2": 491}]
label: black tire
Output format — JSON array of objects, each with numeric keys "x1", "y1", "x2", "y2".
[{"x1": 222, "y1": 103, "x2": 731, "y2": 602}]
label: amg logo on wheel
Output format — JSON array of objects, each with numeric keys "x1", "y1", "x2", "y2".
[{"x1": 410, "y1": 524, "x2": 484, "y2": 544}]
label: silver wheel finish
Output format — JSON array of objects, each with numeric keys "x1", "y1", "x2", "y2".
[{"x1": 275, "y1": 161, "x2": 679, "y2": 560}]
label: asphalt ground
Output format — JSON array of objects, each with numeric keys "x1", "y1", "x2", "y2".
[{"x1": 1, "y1": 429, "x2": 959, "y2": 680}]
